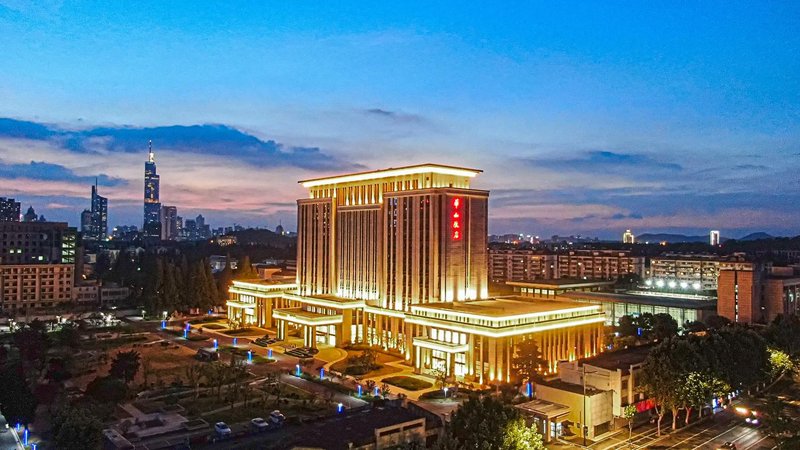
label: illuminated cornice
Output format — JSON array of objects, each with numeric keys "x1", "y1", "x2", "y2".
[
  {"x1": 409, "y1": 303, "x2": 601, "y2": 323},
  {"x1": 299, "y1": 164, "x2": 481, "y2": 188},
  {"x1": 272, "y1": 309, "x2": 343, "y2": 326},
  {"x1": 404, "y1": 314, "x2": 606, "y2": 338},
  {"x1": 413, "y1": 337, "x2": 469, "y2": 353},
  {"x1": 231, "y1": 281, "x2": 297, "y2": 291},
  {"x1": 229, "y1": 287, "x2": 287, "y2": 299},
  {"x1": 284, "y1": 293, "x2": 365, "y2": 310},
  {"x1": 364, "y1": 305, "x2": 407, "y2": 318},
  {"x1": 226, "y1": 300, "x2": 256, "y2": 309}
]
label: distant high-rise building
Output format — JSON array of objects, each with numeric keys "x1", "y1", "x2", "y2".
[
  {"x1": 23, "y1": 205, "x2": 38, "y2": 222},
  {"x1": 83, "y1": 181, "x2": 108, "y2": 241},
  {"x1": 143, "y1": 140, "x2": 162, "y2": 240},
  {"x1": 111, "y1": 225, "x2": 139, "y2": 241},
  {"x1": 622, "y1": 229, "x2": 635, "y2": 244},
  {"x1": 275, "y1": 222, "x2": 284, "y2": 235},
  {"x1": 183, "y1": 219, "x2": 197, "y2": 240},
  {"x1": 80, "y1": 209, "x2": 92, "y2": 234},
  {"x1": 710, "y1": 230, "x2": 720, "y2": 246},
  {"x1": 160, "y1": 205, "x2": 178, "y2": 240},
  {"x1": 0, "y1": 197, "x2": 21, "y2": 222},
  {"x1": 195, "y1": 214, "x2": 210, "y2": 239}
]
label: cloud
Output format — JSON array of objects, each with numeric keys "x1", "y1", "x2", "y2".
[
  {"x1": 525, "y1": 150, "x2": 683, "y2": 173},
  {"x1": 363, "y1": 108, "x2": 427, "y2": 125},
  {"x1": 0, "y1": 118, "x2": 358, "y2": 172},
  {"x1": 0, "y1": 160, "x2": 124, "y2": 186}
]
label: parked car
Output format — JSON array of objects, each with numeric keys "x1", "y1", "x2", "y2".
[
  {"x1": 269, "y1": 410, "x2": 286, "y2": 424},
  {"x1": 214, "y1": 422, "x2": 232, "y2": 438},
  {"x1": 717, "y1": 442, "x2": 737, "y2": 450},
  {"x1": 250, "y1": 417, "x2": 270, "y2": 432}
]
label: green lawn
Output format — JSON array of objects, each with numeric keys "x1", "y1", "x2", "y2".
[{"x1": 382, "y1": 376, "x2": 433, "y2": 391}]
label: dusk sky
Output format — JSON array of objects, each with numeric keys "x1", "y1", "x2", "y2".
[{"x1": 1, "y1": 1, "x2": 798, "y2": 238}]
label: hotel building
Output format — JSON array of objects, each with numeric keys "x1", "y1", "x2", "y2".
[{"x1": 229, "y1": 164, "x2": 605, "y2": 383}]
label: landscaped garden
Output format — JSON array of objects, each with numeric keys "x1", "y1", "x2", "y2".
[
  {"x1": 330, "y1": 348, "x2": 403, "y2": 377},
  {"x1": 381, "y1": 376, "x2": 432, "y2": 391}
]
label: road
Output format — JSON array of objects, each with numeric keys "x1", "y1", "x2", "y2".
[{"x1": 590, "y1": 409, "x2": 775, "y2": 450}]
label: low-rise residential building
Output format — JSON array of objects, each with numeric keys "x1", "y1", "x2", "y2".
[
  {"x1": 522, "y1": 345, "x2": 654, "y2": 441},
  {"x1": 489, "y1": 249, "x2": 644, "y2": 283},
  {"x1": 649, "y1": 253, "x2": 754, "y2": 291}
]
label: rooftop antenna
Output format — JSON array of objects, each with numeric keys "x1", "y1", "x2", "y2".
[{"x1": 148, "y1": 139, "x2": 154, "y2": 163}]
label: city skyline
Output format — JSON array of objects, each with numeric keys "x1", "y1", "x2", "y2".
[{"x1": 1, "y1": 2, "x2": 799, "y2": 238}]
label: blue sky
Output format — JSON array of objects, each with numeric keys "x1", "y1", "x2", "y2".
[{"x1": 0, "y1": 1, "x2": 798, "y2": 238}]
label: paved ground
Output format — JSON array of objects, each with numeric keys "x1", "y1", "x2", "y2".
[
  {"x1": 0, "y1": 415, "x2": 23, "y2": 450},
  {"x1": 573, "y1": 408, "x2": 775, "y2": 450}
]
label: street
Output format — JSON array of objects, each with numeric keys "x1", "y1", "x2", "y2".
[{"x1": 589, "y1": 409, "x2": 775, "y2": 450}]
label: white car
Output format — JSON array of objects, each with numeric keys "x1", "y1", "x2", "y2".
[
  {"x1": 269, "y1": 410, "x2": 286, "y2": 424},
  {"x1": 214, "y1": 422, "x2": 232, "y2": 437},
  {"x1": 250, "y1": 417, "x2": 269, "y2": 432}
]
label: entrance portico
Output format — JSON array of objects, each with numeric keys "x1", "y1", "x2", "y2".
[{"x1": 273, "y1": 308, "x2": 343, "y2": 348}]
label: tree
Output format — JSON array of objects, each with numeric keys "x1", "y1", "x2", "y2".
[
  {"x1": 704, "y1": 315, "x2": 732, "y2": 330},
  {"x1": 110, "y1": 350, "x2": 141, "y2": 384},
  {"x1": 502, "y1": 417, "x2": 546, "y2": 450},
  {"x1": 769, "y1": 348, "x2": 794, "y2": 379},
  {"x1": 621, "y1": 404, "x2": 637, "y2": 445},
  {"x1": 677, "y1": 371, "x2": 729, "y2": 424},
  {"x1": 511, "y1": 338, "x2": 546, "y2": 382},
  {"x1": 651, "y1": 313, "x2": 679, "y2": 341},
  {"x1": 184, "y1": 363, "x2": 205, "y2": 399},
  {"x1": 216, "y1": 254, "x2": 234, "y2": 304},
  {"x1": 161, "y1": 262, "x2": 181, "y2": 314},
  {"x1": 52, "y1": 405, "x2": 103, "y2": 450},
  {"x1": 683, "y1": 321, "x2": 707, "y2": 334},
  {"x1": 764, "y1": 314, "x2": 800, "y2": 355},
  {"x1": 52, "y1": 323, "x2": 81, "y2": 349},
  {"x1": 0, "y1": 363, "x2": 38, "y2": 427},
  {"x1": 638, "y1": 338, "x2": 704, "y2": 434},
  {"x1": 439, "y1": 396, "x2": 544, "y2": 450},
  {"x1": 617, "y1": 315, "x2": 639, "y2": 338},
  {"x1": 431, "y1": 367, "x2": 448, "y2": 390},
  {"x1": 85, "y1": 375, "x2": 129, "y2": 403},
  {"x1": 234, "y1": 255, "x2": 258, "y2": 279}
]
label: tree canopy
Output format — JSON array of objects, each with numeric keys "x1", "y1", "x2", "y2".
[{"x1": 437, "y1": 396, "x2": 545, "y2": 450}]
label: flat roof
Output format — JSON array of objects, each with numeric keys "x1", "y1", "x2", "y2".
[
  {"x1": 413, "y1": 296, "x2": 598, "y2": 318},
  {"x1": 515, "y1": 399, "x2": 571, "y2": 419},
  {"x1": 580, "y1": 344, "x2": 655, "y2": 372},
  {"x1": 507, "y1": 279, "x2": 616, "y2": 289},
  {"x1": 538, "y1": 378, "x2": 605, "y2": 396},
  {"x1": 299, "y1": 163, "x2": 482, "y2": 187},
  {"x1": 559, "y1": 291, "x2": 717, "y2": 310},
  {"x1": 287, "y1": 406, "x2": 425, "y2": 449},
  {"x1": 273, "y1": 308, "x2": 337, "y2": 320}
]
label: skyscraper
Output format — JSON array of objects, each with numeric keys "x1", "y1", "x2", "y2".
[
  {"x1": 143, "y1": 140, "x2": 162, "y2": 239},
  {"x1": 0, "y1": 197, "x2": 20, "y2": 222},
  {"x1": 160, "y1": 205, "x2": 178, "y2": 240},
  {"x1": 622, "y1": 229, "x2": 635, "y2": 244},
  {"x1": 83, "y1": 181, "x2": 108, "y2": 241},
  {"x1": 710, "y1": 230, "x2": 721, "y2": 246}
]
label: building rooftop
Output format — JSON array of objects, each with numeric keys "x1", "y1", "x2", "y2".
[
  {"x1": 515, "y1": 399, "x2": 571, "y2": 419},
  {"x1": 559, "y1": 291, "x2": 717, "y2": 310},
  {"x1": 579, "y1": 344, "x2": 655, "y2": 372},
  {"x1": 287, "y1": 405, "x2": 426, "y2": 450},
  {"x1": 507, "y1": 279, "x2": 616, "y2": 289},
  {"x1": 299, "y1": 163, "x2": 482, "y2": 187},
  {"x1": 412, "y1": 296, "x2": 600, "y2": 319},
  {"x1": 538, "y1": 378, "x2": 605, "y2": 396}
]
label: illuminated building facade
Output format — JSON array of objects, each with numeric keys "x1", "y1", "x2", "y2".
[
  {"x1": 143, "y1": 141, "x2": 162, "y2": 239},
  {"x1": 710, "y1": 230, "x2": 720, "y2": 246},
  {"x1": 229, "y1": 164, "x2": 605, "y2": 383},
  {"x1": 649, "y1": 253, "x2": 753, "y2": 291},
  {"x1": 622, "y1": 229, "x2": 635, "y2": 244}
]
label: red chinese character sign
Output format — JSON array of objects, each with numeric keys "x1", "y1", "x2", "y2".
[{"x1": 451, "y1": 197, "x2": 463, "y2": 241}]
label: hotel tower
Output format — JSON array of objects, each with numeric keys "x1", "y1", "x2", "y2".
[{"x1": 229, "y1": 164, "x2": 605, "y2": 383}]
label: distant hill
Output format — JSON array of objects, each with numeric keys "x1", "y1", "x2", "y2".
[
  {"x1": 738, "y1": 232, "x2": 774, "y2": 241},
  {"x1": 635, "y1": 231, "x2": 775, "y2": 243}
]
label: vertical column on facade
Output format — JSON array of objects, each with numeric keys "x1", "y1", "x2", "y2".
[
  {"x1": 414, "y1": 345, "x2": 421, "y2": 373},
  {"x1": 478, "y1": 335, "x2": 484, "y2": 384},
  {"x1": 568, "y1": 328, "x2": 574, "y2": 360},
  {"x1": 507, "y1": 337, "x2": 513, "y2": 382},
  {"x1": 467, "y1": 334, "x2": 474, "y2": 376},
  {"x1": 277, "y1": 319, "x2": 285, "y2": 340},
  {"x1": 489, "y1": 338, "x2": 497, "y2": 382}
]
